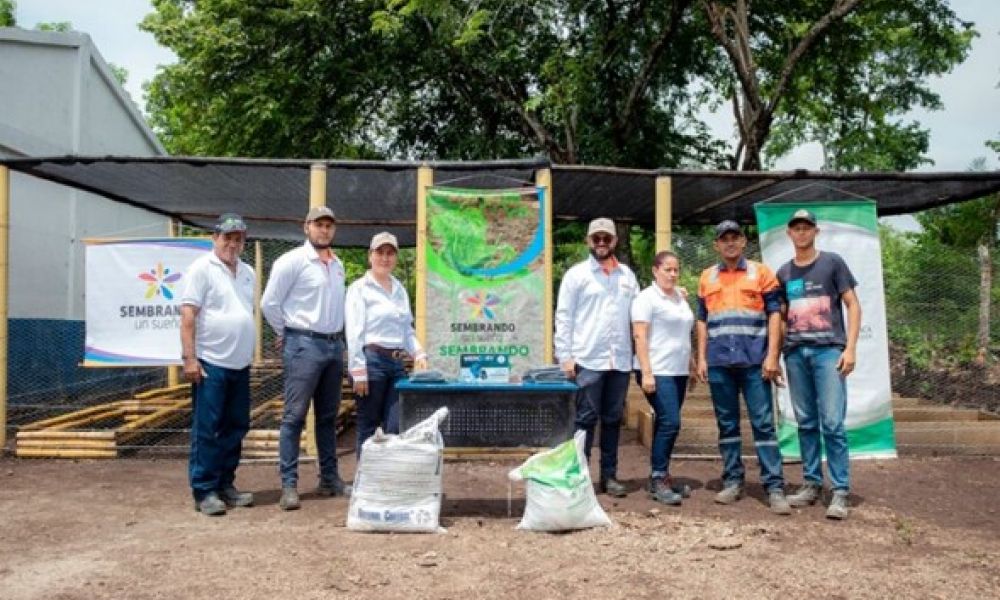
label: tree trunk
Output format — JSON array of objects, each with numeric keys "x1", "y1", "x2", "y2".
[
  {"x1": 975, "y1": 240, "x2": 992, "y2": 366},
  {"x1": 615, "y1": 222, "x2": 634, "y2": 268}
]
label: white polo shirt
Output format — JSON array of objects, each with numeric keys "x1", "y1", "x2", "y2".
[
  {"x1": 630, "y1": 284, "x2": 694, "y2": 376},
  {"x1": 180, "y1": 252, "x2": 256, "y2": 369},
  {"x1": 554, "y1": 255, "x2": 638, "y2": 372},
  {"x1": 260, "y1": 242, "x2": 346, "y2": 335},
  {"x1": 345, "y1": 271, "x2": 427, "y2": 382}
]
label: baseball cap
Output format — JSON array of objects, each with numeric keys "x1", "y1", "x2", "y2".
[
  {"x1": 305, "y1": 206, "x2": 336, "y2": 222},
  {"x1": 369, "y1": 231, "x2": 399, "y2": 251},
  {"x1": 213, "y1": 213, "x2": 247, "y2": 233},
  {"x1": 787, "y1": 208, "x2": 818, "y2": 227},
  {"x1": 714, "y1": 219, "x2": 743, "y2": 239},
  {"x1": 587, "y1": 218, "x2": 616, "y2": 238}
]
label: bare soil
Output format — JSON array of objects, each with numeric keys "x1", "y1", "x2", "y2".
[{"x1": 2, "y1": 434, "x2": 998, "y2": 600}]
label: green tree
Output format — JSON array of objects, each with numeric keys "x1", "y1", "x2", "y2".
[
  {"x1": 1, "y1": 0, "x2": 14, "y2": 27},
  {"x1": 141, "y1": 0, "x2": 397, "y2": 157},
  {"x1": 702, "y1": 0, "x2": 975, "y2": 171},
  {"x1": 141, "y1": 0, "x2": 727, "y2": 166},
  {"x1": 915, "y1": 157, "x2": 1000, "y2": 365}
]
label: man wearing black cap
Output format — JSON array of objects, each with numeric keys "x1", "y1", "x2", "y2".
[
  {"x1": 261, "y1": 205, "x2": 351, "y2": 510},
  {"x1": 695, "y1": 219, "x2": 791, "y2": 514},
  {"x1": 778, "y1": 209, "x2": 861, "y2": 520},
  {"x1": 180, "y1": 213, "x2": 257, "y2": 516}
]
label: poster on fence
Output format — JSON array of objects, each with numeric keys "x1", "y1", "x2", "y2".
[
  {"x1": 424, "y1": 186, "x2": 546, "y2": 379},
  {"x1": 755, "y1": 201, "x2": 897, "y2": 459},
  {"x1": 84, "y1": 238, "x2": 213, "y2": 366}
]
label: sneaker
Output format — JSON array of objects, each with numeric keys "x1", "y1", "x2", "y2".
[
  {"x1": 599, "y1": 477, "x2": 628, "y2": 498},
  {"x1": 647, "y1": 476, "x2": 683, "y2": 506},
  {"x1": 666, "y1": 477, "x2": 693, "y2": 499},
  {"x1": 218, "y1": 486, "x2": 254, "y2": 508},
  {"x1": 279, "y1": 487, "x2": 300, "y2": 511},
  {"x1": 826, "y1": 490, "x2": 850, "y2": 520},
  {"x1": 714, "y1": 483, "x2": 744, "y2": 505},
  {"x1": 768, "y1": 489, "x2": 792, "y2": 515},
  {"x1": 787, "y1": 483, "x2": 822, "y2": 508},
  {"x1": 194, "y1": 492, "x2": 226, "y2": 516},
  {"x1": 316, "y1": 477, "x2": 352, "y2": 498}
]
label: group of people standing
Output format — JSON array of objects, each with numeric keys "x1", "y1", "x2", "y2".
[
  {"x1": 555, "y1": 213, "x2": 860, "y2": 520},
  {"x1": 178, "y1": 206, "x2": 860, "y2": 522},
  {"x1": 179, "y1": 208, "x2": 425, "y2": 516}
]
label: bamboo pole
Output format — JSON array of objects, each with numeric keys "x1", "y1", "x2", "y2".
[
  {"x1": 655, "y1": 176, "x2": 672, "y2": 252},
  {"x1": 415, "y1": 165, "x2": 432, "y2": 345},
  {"x1": 304, "y1": 162, "x2": 328, "y2": 457},
  {"x1": 0, "y1": 165, "x2": 8, "y2": 450},
  {"x1": 15, "y1": 448, "x2": 118, "y2": 459},
  {"x1": 254, "y1": 240, "x2": 264, "y2": 366},
  {"x1": 16, "y1": 401, "x2": 124, "y2": 431},
  {"x1": 536, "y1": 168, "x2": 554, "y2": 364},
  {"x1": 166, "y1": 218, "x2": 180, "y2": 387}
]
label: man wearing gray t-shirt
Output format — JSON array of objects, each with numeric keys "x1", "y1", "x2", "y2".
[{"x1": 776, "y1": 209, "x2": 862, "y2": 520}]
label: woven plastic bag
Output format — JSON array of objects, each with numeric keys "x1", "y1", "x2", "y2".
[
  {"x1": 508, "y1": 430, "x2": 612, "y2": 532},
  {"x1": 346, "y1": 407, "x2": 448, "y2": 533}
]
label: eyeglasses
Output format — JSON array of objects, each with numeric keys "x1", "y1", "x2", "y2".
[{"x1": 591, "y1": 234, "x2": 614, "y2": 244}]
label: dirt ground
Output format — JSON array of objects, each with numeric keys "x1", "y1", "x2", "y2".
[{"x1": 1, "y1": 434, "x2": 999, "y2": 600}]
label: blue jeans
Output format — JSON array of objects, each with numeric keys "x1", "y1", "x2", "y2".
[
  {"x1": 635, "y1": 372, "x2": 688, "y2": 478},
  {"x1": 574, "y1": 367, "x2": 630, "y2": 480},
  {"x1": 707, "y1": 365, "x2": 784, "y2": 492},
  {"x1": 279, "y1": 333, "x2": 344, "y2": 488},
  {"x1": 354, "y1": 349, "x2": 407, "y2": 458},
  {"x1": 189, "y1": 360, "x2": 251, "y2": 501},
  {"x1": 784, "y1": 346, "x2": 850, "y2": 492}
]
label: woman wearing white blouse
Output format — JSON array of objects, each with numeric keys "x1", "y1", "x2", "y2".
[
  {"x1": 345, "y1": 232, "x2": 428, "y2": 457},
  {"x1": 631, "y1": 251, "x2": 696, "y2": 506}
]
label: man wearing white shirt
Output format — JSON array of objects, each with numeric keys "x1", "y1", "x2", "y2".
[
  {"x1": 554, "y1": 218, "x2": 639, "y2": 497},
  {"x1": 261, "y1": 206, "x2": 350, "y2": 510},
  {"x1": 180, "y1": 214, "x2": 257, "y2": 516}
]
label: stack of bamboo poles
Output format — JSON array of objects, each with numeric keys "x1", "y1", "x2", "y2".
[
  {"x1": 15, "y1": 384, "x2": 191, "y2": 458},
  {"x1": 14, "y1": 367, "x2": 359, "y2": 459}
]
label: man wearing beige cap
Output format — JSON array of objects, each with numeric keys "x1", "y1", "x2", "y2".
[
  {"x1": 261, "y1": 205, "x2": 350, "y2": 510},
  {"x1": 555, "y1": 217, "x2": 639, "y2": 497},
  {"x1": 346, "y1": 231, "x2": 428, "y2": 457}
]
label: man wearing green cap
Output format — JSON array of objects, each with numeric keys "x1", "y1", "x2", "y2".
[{"x1": 180, "y1": 213, "x2": 257, "y2": 516}]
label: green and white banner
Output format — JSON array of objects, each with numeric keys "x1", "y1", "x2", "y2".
[
  {"x1": 425, "y1": 186, "x2": 546, "y2": 379},
  {"x1": 755, "y1": 201, "x2": 897, "y2": 459}
]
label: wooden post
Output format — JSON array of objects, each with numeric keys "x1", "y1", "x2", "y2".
[
  {"x1": 0, "y1": 166, "x2": 8, "y2": 450},
  {"x1": 655, "y1": 176, "x2": 672, "y2": 252},
  {"x1": 166, "y1": 219, "x2": 180, "y2": 387},
  {"x1": 536, "y1": 168, "x2": 554, "y2": 364},
  {"x1": 304, "y1": 163, "x2": 328, "y2": 457},
  {"x1": 253, "y1": 240, "x2": 263, "y2": 366},
  {"x1": 415, "y1": 165, "x2": 433, "y2": 345}
]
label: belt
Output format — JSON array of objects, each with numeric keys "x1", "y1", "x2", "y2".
[
  {"x1": 284, "y1": 327, "x2": 344, "y2": 342},
  {"x1": 364, "y1": 344, "x2": 407, "y2": 360}
]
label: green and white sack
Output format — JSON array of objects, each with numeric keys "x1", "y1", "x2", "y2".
[{"x1": 508, "y1": 430, "x2": 612, "y2": 532}]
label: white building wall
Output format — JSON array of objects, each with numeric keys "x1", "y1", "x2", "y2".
[{"x1": 0, "y1": 28, "x2": 169, "y2": 320}]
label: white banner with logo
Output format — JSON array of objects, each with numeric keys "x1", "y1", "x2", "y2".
[
  {"x1": 84, "y1": 238, "x2": 212, "y2": 366},
  {"x1": 755, "y1": 201, "x2": 897, "y2": 459}
]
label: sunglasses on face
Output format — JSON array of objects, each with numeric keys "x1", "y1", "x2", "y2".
[{"x1": 591, "y1": 234, "x2": 614, "y2": 244}]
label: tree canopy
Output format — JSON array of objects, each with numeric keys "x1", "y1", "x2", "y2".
[{"x1": 140, "y1": 0, "x2": 977, "y2": 172}]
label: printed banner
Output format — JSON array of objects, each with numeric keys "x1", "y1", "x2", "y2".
[
  {"x1": 755, "y1": 201, "x2": 897, "y2": 459},
  {"x1": 84, "y1": 238, "x2": 213, "y2": 366},
  {"x1": 425, "y1": 186, "x2": 546, "y2": 379}
]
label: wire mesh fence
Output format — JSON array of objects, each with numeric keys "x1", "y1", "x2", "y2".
[{"x1": 4, "y1": 225, "x2": 999, "y2": 457}]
